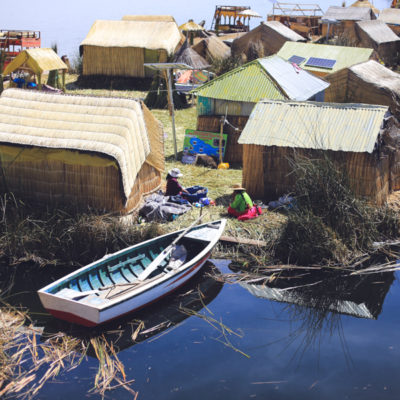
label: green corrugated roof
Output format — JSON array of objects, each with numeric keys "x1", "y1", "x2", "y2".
[
  {"x1": 192, "y1": 60, "x2": 286, "y2": 102},
  {"x1": 238, "y1": 100, "x2": 388, "y2": 153},
  {"x1": 277, "y1": 42, "x2": 374, "y2": 74}
]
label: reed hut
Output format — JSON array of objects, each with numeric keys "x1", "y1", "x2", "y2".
[
  {"x1": 191, "y1": 35, "x2": 231, "y2": 62},
  {"x1": 277, "y1": 42, "x2": 375, "y2": 78},
  {"x1": 192, "y1": 55, "x2": 329, "y2": 163},
  {"x1": 378, "y1": 8, "x2": 400, "y2": 35},
  {"x1": 351, "y1": 0, "x2": 380, "y2": 16},
  {"x1": 238, "y1": 100, "x2": 392, "y2": 205},
  {"x1": 80, "y1": 19, "x2": 182, "y2": 78},
  {"x1": 3, "y1": 48, "x2": 67, "y2": 90},
  {"x1": 173, "y1": 39, "x2": 210, "y2": 70},
  {"x1": 355, "y1": 20, "x2": 400, "y2": 66},
  {"x1": 322, "y1": 6, "x2": 376, "y2": 42},
  {"x1": 0, "y1": 89, "x2": 164, "y2": 213},
  {"x1": 122, "y1": 15, "x2": 177, "y2": 22},
  {"x1": 325, "y1": 60, "x2": 400, "y2": 115},
  {"x1": 231, "y1": 21, "x2": 305, "y2": 60}
]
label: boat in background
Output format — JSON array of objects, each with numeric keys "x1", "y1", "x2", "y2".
[{"x1": 38, "y1": 219, "x2": 226, "y2": 327}]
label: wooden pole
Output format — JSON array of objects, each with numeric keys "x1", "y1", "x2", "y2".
[
  {"x1": 62, "y1": 70, "x2": 66, "y2": 92},
  {"x1": 219, "y1": 115, "x2": 224, "y2": 165},
  {"x1": 166, "y1": 68, "x2": 178, "y2": 160}
]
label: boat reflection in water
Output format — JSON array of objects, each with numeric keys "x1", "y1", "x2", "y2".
[
  {"x1": 41, "y1": 262, "x2": 223, "y2": 354},
  {"x1": 239, "y1": 269, "x2": 395, "y2": 357}
]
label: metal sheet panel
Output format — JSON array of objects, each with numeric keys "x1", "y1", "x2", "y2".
[
  {"x1": 193, "y1": 55, "x2": 329, "y2": 102},
  {"x1": 193, "y1": 61, "x2": 286, "y2": 102},
  {"x1": 238, "y1": 100, "x2": 388, "y2": 153},
  {"x1": 277, "y1": 42, "x2": 374, "y2": 74},
  {"x1": 258, "y1": 56, "x2": 330, "y2": 101},
  {"x1": 214, "y1": 99, "x2": 255, "y2": 116}
]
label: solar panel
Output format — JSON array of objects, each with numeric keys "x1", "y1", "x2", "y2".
[
  {"x1": 305, "y1": 57, "x2": 336, "y2": 69},
  {"x1": 288, "y1": 55, "x2": 306, "y2": 65}
]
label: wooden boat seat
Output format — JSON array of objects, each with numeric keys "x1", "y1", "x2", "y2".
[{"x1": 184, "y1": 225, "x2": 219, "y2": 242}]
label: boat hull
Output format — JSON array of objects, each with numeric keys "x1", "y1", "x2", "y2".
[{"x1": 43, "y1": 252, "x2": 210, "y2": 327}]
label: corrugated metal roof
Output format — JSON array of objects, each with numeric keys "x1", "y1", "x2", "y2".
[
  {"x1": 258, "y1": 57, "x2": 329, "y2": 101},
  {"x1": 277, "y1": 42, "x2": 374, "y2": 74},
  {"x1": 239, "y1": 282, "x2": 375, "y2": 319},
  {"x1": 192, "y1": 55, "x2": 328, "y2": 102},
  {"x1": 356, "y1": 20, "x2": 400, "y2": 44},
  {"x1": 378, "y1": 8, "x2": 400, "y2": 25},
  {"x1": 324, "y1": 6, "x2": 375, "y2": 20},
  {"x1": 238, "y1": 100, "x2": 388, "y2": 153}
]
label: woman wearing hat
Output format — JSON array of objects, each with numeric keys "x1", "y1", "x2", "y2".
[
  {"x1": 228, "y1": 183, "x2": 260, "y2": 221},
  {"x1": 165, "y1": 168, "x2": 190, "y2": 197}
]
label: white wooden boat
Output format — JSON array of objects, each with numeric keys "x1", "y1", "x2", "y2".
[{"x1": 38, "y1": 219, "x2": 226, "y2": 327}]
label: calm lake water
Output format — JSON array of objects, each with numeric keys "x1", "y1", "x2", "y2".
[{"x1": 2, "y1": 259, "x2": 400, "y2": 399}]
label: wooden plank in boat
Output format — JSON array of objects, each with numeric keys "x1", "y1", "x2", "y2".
[{"x1": 185, "y1": 226, "x2": 218, "y2": 242}]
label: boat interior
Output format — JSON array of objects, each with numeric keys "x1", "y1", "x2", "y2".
[{"x1": 49, "y1": 229, "x2": 213, "y2": 299}]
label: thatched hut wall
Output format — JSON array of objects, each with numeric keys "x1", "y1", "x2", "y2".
[
  {"x1": 82, "y1": 46, "x2": 167, "y2": 78},
  {"x1": 355, "y1": 21, "x2": 400, "y2": 66},
  {"x1": 324, "y1": 68, "x2": 349, "y2": 103},
  {"x1": 324, "y1": 61, "x2": 400, "y2": 118},
  {"x1": 242, "y1": 145, "x2": 390, "y2": 205},
  {"x1": 197, "y1": 115, "x2": 248, "y2": 163}
]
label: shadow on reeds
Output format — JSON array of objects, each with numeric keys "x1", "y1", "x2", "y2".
[
  {"x1": 0, "y1": 194, "x2": 164, "y2": 268},
  {"x1": 273, "y1": 155, "x2": 400, "y2": 267},
  {"x1": 76, "y1": 75, "x2": 153, "y2": 91}
]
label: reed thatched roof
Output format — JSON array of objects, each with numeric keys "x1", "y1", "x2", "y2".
[
  {"x1": 192, "y1": 35, "x2": 231, "y2": 61},
  {"x1": 3, "y1": 48, "x2": 68, "y2": 76},
  {"x1": 179, "y1": 19, "x2": 205, "y2": 32},
  {"x1": 378, "y1": 8, "x2": 400, "y2": 25},
  {"x1": 324, "y1": 6, "x2": 376, "y2": 21},
  {"x1": 351, "y1": 0, "x2": 380, "y2": 15},
  {"x1": 173, "y1": 40, "x2": 210, "y2": 69},
  {"x1": 80, "y1": 20, "x2": 181, "y2": 55},
  {"x1": 356, "y1": 20, "x2": 400, "y2": 44},
  {"x1": 350, "y1": 60, "x2": 400, "y2": 94},
  {"x1": 232, "y1": 21, "x2": 305, "y2": 58},
  {"x1": 0, "y1": 89, "x2": 164, "y2": 200},
  {"x1": 122, "y1": 15, "x2": 176, "y2": 22},
  {"x1": 238, "y1": 100, "x2": 388, "y2": 153}
]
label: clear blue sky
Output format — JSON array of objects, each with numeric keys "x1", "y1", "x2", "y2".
[{"x1": 0, "y1": 0, "x2": 391, "y2": 58}]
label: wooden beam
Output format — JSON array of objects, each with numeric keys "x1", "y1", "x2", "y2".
[{"x1": 220, "y1": 235, "x2": 267, "y2": 247}]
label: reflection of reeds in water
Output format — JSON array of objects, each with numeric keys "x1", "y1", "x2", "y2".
[{"x1": 232, "y1": 267, "x2": 394, "y2": 365}]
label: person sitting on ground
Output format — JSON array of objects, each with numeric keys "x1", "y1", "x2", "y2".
[
  {"x1": 228, "y1": 183, "x2": 261, "y2": 221},
  {"x1": 165, "y1": 168, "x2": 190, "y2": 197}
]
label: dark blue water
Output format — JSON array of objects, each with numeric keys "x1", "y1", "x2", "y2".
[{"x1": 3, "y1": 260, "x2": 400, "y2": 399}]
